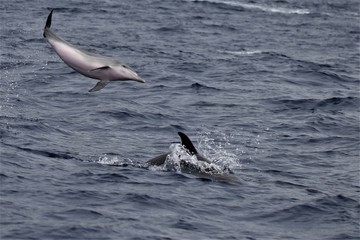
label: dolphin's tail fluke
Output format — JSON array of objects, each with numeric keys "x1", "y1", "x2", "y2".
[{"x1": 43, "y1": 9, "x2": 53, "y2": 38}]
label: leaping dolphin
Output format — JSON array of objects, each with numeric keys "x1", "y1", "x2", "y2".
[
  {"x1": 147, "y1": 132, "x2": 239, "y2": 182},
  {"x1": 43, "y1": 10, "x2": 144, "y2": 92}
]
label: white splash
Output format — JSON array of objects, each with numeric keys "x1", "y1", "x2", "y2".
[
  {"x1": 190, "y1": 0, "x2": 310, "y2": 15},
  {"x1": 220, "y1": 50, "x2": 264, "y2": 56},
  {"x1": 0, "y1": 68, "x2": 19, "y2": 114},
  {"x1": 97, "y1": 154, "x2": 134, "y2": 166},
  {"x1": 197, "y1": 131, "x2": 242, "y2": 170},
  {"x1": 162, "y1": 143, "x2": 196, "y2": 172},
  {"x1": 152, "y1": 143, "x2": 227, "y2": 176}
]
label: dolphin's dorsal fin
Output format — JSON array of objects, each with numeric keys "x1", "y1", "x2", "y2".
[
  {"x1": 90, "y1": 66, "x2": 111, "y2": 72},
  {"x1": 178, "y1": 132, "x2": 197, "y2": 155}
]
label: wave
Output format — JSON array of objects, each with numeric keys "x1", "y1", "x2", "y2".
[
  {"x1": 6, "y1": 144, "x2": 78, "y2": 161},
  {"x1": 190, "y1": 82, "x2": 220, "y2": 92},
  {"x1": 222, "y1": 49, "x2": 358, "y2": 86},
  {"x1": 258, "y1": 194, "x2": 359, "y2": 224},
  {"x1": 59, "y1": 208, "x2": 104, "y2": 218},
  {"x1": 191, "y1": 0, "x2": 310, "y2": 15},
  {"x1": 269, "y1": 96, "x2": 359, "y2": 113},
  {"x1": 220, "y1": 50, "x2": 264, "y2": 56}
]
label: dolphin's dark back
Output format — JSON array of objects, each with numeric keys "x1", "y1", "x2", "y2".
[{"x1": 146, "y1": 153, "x2": 169, "y2": 166}]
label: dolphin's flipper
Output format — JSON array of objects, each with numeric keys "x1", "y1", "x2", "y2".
[
  {"x1": 43, "y1": 9, "x2": 54, "y2": 37},
  {"x1": 89, "y1": 80, "x2": 110, "y2": 92},
  {"x1": 146, "y1": 153, "x2": 169, "y2": 166},
  {"x1": 178, "y1": 132, "x2": 197, "y2": 155}
]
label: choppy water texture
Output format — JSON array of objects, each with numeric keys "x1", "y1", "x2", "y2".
[{"x1": 1, "y1": 0, "x2": 359, "y2": 239}]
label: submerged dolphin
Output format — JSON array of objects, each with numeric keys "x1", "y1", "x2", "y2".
[
  {"x1": 43, "y1": 10, "x2": 144, "y2": 92},
  {"x1": 147, "y1": 132, "x2": 239, "y2": 182},
  {"x1": 147, "y1": 132, "x2": 211, "y2": 166}
]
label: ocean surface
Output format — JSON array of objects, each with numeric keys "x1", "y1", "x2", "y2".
[{"x1": 1, "y1": 0, "x2": 359, "y2": 239}]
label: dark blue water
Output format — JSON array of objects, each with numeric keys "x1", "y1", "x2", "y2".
[{"x1": 1, "y1": 0, "x2": 359, "y2": 239}]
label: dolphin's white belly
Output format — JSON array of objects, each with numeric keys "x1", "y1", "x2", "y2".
[{"x1": 49, "y1": 39, "x2": 102, "y2": 79}]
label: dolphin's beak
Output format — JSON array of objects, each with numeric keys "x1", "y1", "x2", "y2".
[
  {"x1": 133, "y1": 75, "x2": 145, "y2": 83},
  {"x1": 136, "y1": 78, "x2": 145, "y2": 83},
  {"x1": 127, "y1": 69, "x2": 145, "y2": 83}
]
